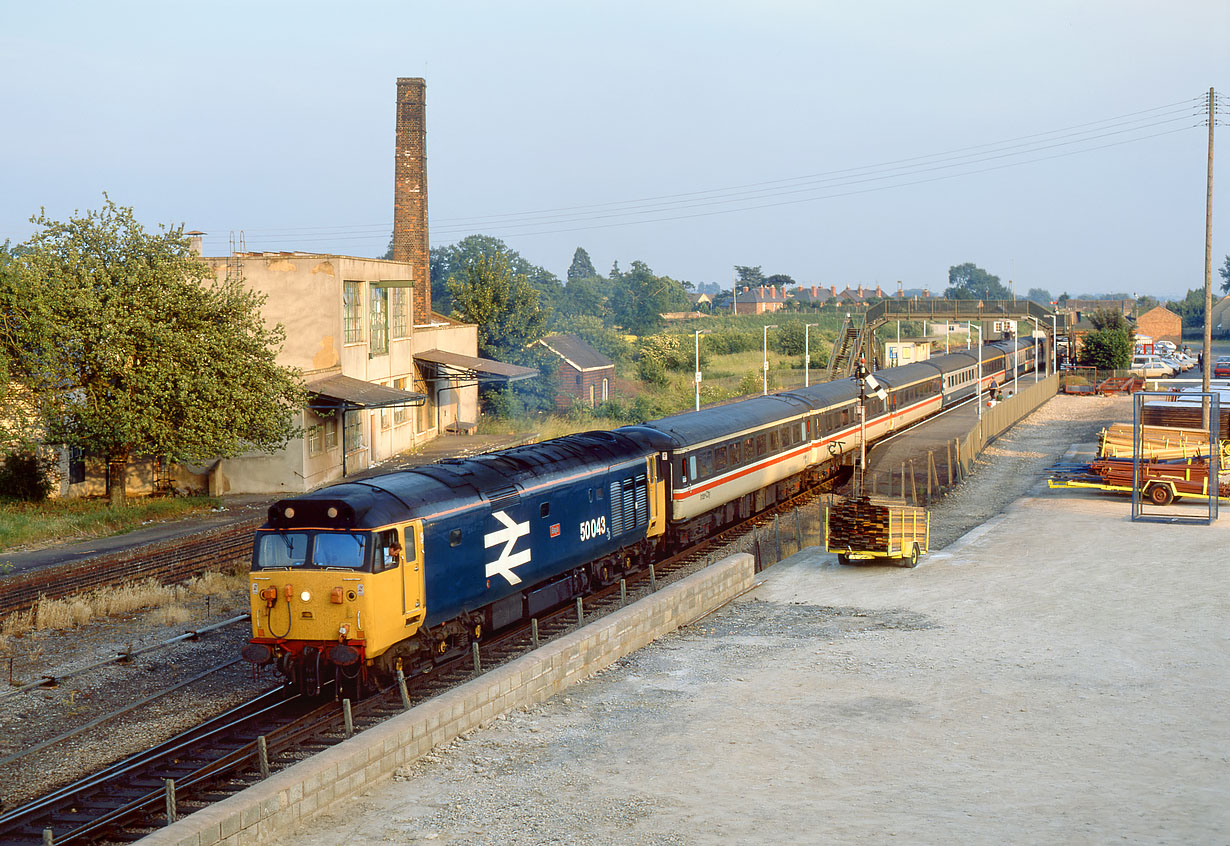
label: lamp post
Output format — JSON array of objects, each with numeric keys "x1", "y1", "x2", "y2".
[
  {"x1": 763, "y1": 324, "x2": 778, "y2": 395},
  {"x1": 694, "y1": 329, "x2": 711, "y2": 411},
  {"x1": 970, "y1": 322, "x2": 982, "y2": 420},
  {"x1": 1027, "y1": 316, "x2": 1040, "y2": 383},
  {"x1": 804, "y1": 323, "x2": 818, "y2": 386}
]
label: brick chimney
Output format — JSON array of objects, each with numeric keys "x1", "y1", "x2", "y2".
[
  {"x1": 857, "y1": 284, "x2": 864, "y2": 297},
  {"x1": 923, "y1": 288, "x2": 930, "y2": 298},
  {"x1": 830, "y1": 285, "x2": 837, "y2": 296},
  {"x1": 393, "y1": 77, "x2": 430, "y2": 317},
  {"x1": 875, "y1": 284, "x2": 882, "y2": 298},
  {"x1": 811, "y1": 285, "x2": 818, "y2": 297}
]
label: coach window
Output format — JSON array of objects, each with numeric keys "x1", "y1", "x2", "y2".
[
  {"x1": 756, "y1": 434, "x2": 767, "y2": 457},
  {"x1": 729, "y1": 441, "x2": 740, "y2": 465},
  {"x1": 714, "y1": 446, "x2": 728, "y2": 471},
  {"x1": 698, "y1": 450, "x2": 714, "y2": 479},
  {"x1": 688, "y1": 455, "x2": 697, "y2": 481},
  {"x1": 769, "y1": 431, "x2": 779, "y2": 452},
  {"x1": 744, "y1": 437, "x2": 754, "y2": 460}
]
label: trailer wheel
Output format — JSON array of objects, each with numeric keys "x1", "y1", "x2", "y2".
[
  {"x1": 1147, "y1": 483, "x2": 1174, "y2": 506},
  {"x1": 903, "y1": 543, "x2": 921, "y2": 569},
  {"x1": 837, "y1": 553, "x2": 850, "y2": 566}
]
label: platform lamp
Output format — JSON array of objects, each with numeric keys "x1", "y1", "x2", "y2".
[
  {"x1": 763, "y1": 324, "x2": 778, "y2": 394},
  {"x1": 804, "y1": 323, "x2": 819, "y2": 386},
  {"x1": 694, "y1": 329, "x2": 712, "y2": 411},
  {"x1": 1049, "y1": 314, "x2": 1057, "y2": 376},
  {"x1": 969, "y1": 321, "x2": 982, "y2": 421}
]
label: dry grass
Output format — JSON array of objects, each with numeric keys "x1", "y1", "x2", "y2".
[
  {"x1": 0, "y1": 496, "x2": 223, "y2": 554},
  {"x1": 0, "y1": 570, "x2": 246, "y2": 641}
]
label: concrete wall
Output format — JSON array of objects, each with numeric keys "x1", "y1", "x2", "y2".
[{"x1": 137, "y1": 552, "x2": 756, "y2": 846}]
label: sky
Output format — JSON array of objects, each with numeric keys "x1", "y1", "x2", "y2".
[{"x1": 2, "y1": 1, "x2": 1227, "y2": 301}]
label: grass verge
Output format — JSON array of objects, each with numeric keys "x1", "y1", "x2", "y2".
[{"x1": 0, "y1": 496, "x2": 223, "y2": 554}]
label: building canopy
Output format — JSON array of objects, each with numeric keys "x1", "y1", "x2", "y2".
[{"x1": 307, "y1": 374, "x2": 427, "y2": 410}]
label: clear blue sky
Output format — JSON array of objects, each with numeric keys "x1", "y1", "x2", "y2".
[{"x1": 2, "y1": 1, "x2": 1226, "y2": 300}]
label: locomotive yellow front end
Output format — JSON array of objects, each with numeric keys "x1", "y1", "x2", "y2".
[{"x1": 241, "y1": 507, "x2": 425, "y2": 697}]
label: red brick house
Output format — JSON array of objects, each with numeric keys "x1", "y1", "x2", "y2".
[
  {"x1": 536, "y1": 334, "x2": 615, "y2": 410},
  {"x1": 1136, "y1": 306, "x2": 1182, "y2": 343}
]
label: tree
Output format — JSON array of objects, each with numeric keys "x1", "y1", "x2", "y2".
[
  {"x1": 556, "y1": 275, "x2": 611, "y2": 322},
  {"x1": 1079, "y1": 327, "x2": 1133, "y2": 369},
  {"x1": 735, "y1": 265, "x2": 765, "y2": 286},
  {"x1": 567, "y1": 247, "x2": 599, "y2": 283},
  {"x1": 431, "y1": 234, "x2": 560, "y2": 317},
  {"x1": 609, "y1": 260, "x2": 690, "y2": 335},
  {"x1": 1220, "y1": 254, "x2": 1230, "y2": 294},
  {"x1": 765, "y1": 273, "x2": 796, "y2": 289},
  {"x1": 1025, "y1": 287, "x2": 1053, "y2": 304},
  {"x1": 944, "y1": 263, "x2": 1010, "y2": 300},
  {"x1": 2, "y1": 199, "x2": 306, "y2": 507},
  {"x1": 1168, "y1": 288, "x2": 1206, "y2": 328},
  {"x1": 447, "y1": 252, "x2": 548, "y2": 361},
  {"x1": 1087, "y1": 308, "x2": 1129, "y2": 331}
]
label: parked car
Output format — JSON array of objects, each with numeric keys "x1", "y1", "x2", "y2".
[
  {"x1": 1129, "y1": 355, "x2": 1176, "y2": 378},
  {"x1": 1214, "y1": 357, "x2": 1230, "y2": 378}
]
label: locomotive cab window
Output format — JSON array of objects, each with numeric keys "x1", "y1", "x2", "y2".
[
  {"x1": 252, "y1": 531, "x2": 369, "y2": 571},
  {"x1": 540, "y1": 502, "x2": 550, "y2": 518},
  {"x1": 449, "y1": 529, "x2": 462, "y2": 547}
]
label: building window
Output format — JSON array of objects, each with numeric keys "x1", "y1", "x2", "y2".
[
  {"x1": 68, "y1": 447, "x2": 85, "y2": 484},
  {"x1": 325, "y1": 417, "x2": 338, "y2": 450},
  {"x1": 344, "y1": 410, "x2": 362, "y2": 453},
  {"x1": 344, "y1": 281, "x2": 362, "y2": 344},
  {"x1": 394, "y1": 378, "x2": 409, "y2": 424},
  {"x1": 307, "y1": 424, "x2": 323, "y2": 456},
  {"x1": 602, "y1": 377, "x2": 608, "y2": 402},
  {"x1": 370, "y1": 284, "x2": 389, "y2": 355},
  {"x1": 391, "y1": 287, "x2": 408, "y2": 339}
]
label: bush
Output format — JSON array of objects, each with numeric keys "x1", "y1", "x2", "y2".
[
  {"x1": 0, "y1": 451, "x2": 53, "y2": 501},
  {"x1": 481, "y1": 387, "x2": 526, "y2": 420}
]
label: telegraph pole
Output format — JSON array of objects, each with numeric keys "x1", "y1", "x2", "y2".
[{"x1": 1203, "y1": 87, "x2": 1215, "y2": 395}]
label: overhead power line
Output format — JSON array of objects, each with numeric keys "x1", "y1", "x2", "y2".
[{"x1": 208, "y1": 94, "x2": 1208, "y2": 250}]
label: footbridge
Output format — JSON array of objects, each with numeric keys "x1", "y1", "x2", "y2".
[{"x1": 825, "y1": 299, "x2": 1072, "y2": 379}]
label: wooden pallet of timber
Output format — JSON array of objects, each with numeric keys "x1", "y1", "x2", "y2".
[{"x1": 825, "y1": 496, "x2": 929, "y2": 567}]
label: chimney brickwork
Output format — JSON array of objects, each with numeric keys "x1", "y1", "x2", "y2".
[{"x1": 393, "y1": 77, "x2": 430, "y2": 317}]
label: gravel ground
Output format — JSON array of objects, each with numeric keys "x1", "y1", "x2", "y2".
[
  {"x1": 0, "y1": 592, "x2": 276, "y2": 810},
  {"x1": 0, "y1": 394, "x2": 1133, "y2": 822},
  {"x1": 267, "y1": 394, "x2": 1170, "y2": 846}
]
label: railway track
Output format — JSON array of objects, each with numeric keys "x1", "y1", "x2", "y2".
[{"x1": 0, "y1": 485, "x2": 816, "y2": 846}]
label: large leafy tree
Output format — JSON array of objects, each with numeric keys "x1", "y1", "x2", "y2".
[
  {"x1": 447, "y1": 252, "x2": 548, "y2": 361},
  {"x1": 1168, "y1": 288, "x2": 1206, "y2": 328},
  {"x1": 944, "y1": 263, "x2": 1010, "y2": 300},
  {"x1": 735, "y1": 265, "x2": 765, "y2": 286},
  {"x1": 432, "y1": 235, "x2": 560, "y2": 317},
  {"x1": 1220, "y1": 254, "x2": 1229, "y2": 294},
  {"x1": 2, "y1": 199, "x2": 306, "y2": 507},
  {"x1": 609, "y1": 260, "x2": 690, "y2": 335},
  {"x1": 1080, "y1": 327, "x2": 1133, "y2": 369}
]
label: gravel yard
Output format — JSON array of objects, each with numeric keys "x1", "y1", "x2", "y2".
[{"x1": 257, "y1": 393, "x2": 1228, "y2": 846}]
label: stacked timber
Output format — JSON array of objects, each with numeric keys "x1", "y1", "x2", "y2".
[
  {"x1": 1140, "y1": 401, "x2": 1230, "y2": 435},
  {"x1": 827, "y1": 496, "x2": 925, "y2": 553},
  {"x1": 1098, "y1": 423, "x2": 1226, "y2": 461},
  {"x1": 1090, "y1": 457, "x2": 1230, "y2": 498}
]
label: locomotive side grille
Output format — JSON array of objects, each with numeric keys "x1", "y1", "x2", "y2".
[
  {"x1": 609, "y1": 481, "x2": 624, "y2": 535},
  {"x1": 622, "y1": 481, "x2": 635, "y2": 532}
]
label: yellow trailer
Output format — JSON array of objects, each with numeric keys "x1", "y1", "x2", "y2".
[{"x1": 825, "y1": 497, "x2": 930, "y2": 568}]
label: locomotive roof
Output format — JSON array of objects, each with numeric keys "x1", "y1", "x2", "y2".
[
  {"x1": 868, "y1": 361, "x2": 940, "y2": 387},
  {"x1": 263, "y1": 430, "x2": 657, "y2": 530},
  {"x1": 634, "y1": 393, "x2": 812, "y2": 448}
]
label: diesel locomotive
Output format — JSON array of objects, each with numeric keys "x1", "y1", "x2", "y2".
[{"x1": 241, "y1": 337, "x2": 1040, "y2": 696}]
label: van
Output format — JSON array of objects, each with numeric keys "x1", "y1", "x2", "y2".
[{"x1": 1129, "y1": 355, "x2": 1175, "y2": 378}]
